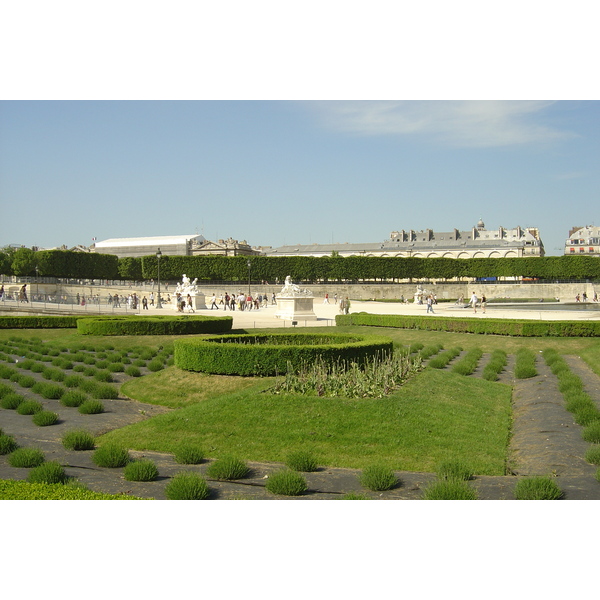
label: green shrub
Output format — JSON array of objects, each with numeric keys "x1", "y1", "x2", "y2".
[
  {"x1": 64, "y1": 374, "x2": 84, "y2": 388},
  {"x1": 582, "y1": 421, "x2": 600, "y2": 444},
  {"x1": 596, "y1": 468, "x2": 600, "y2": 484},
  {"x1": 0, "y1": 434, "x2": 19, "y2": 455},
  {"x1": 584, "y1": 445, "x2": 600, "y2": 465},
  {"x1": 359, "y1": 464, "x2": 398, "y2": 491},
  {"x1": 265, "y1": 469, "x2": 308, "y2": 496},
  {"x1": 427, "y1": 347, "x2": 462, "y2": 369},
  {"x1": 147, "y1": 359, "x2": 164, "y2": 372},
  {"x1": 42, "y1": 367, "x2": 65, "y2": 382},
  {"x1": 77, "y1": 315, "x2": 233, "y2": 336},
  {"x1": 32, "y1": 410, "x2": 59, "y2": 427},
  {"x1": 27, "y1": 461, "x2": 68, "y2": 485},
  {"x1": 0, "y1": 382, "x2": 13, "y2": 397},
  {"x1": 60, "y1": 390, "x2": 88, "y2": 407},
  {"x1": 174, "y1": 446, "x2": 204, "y2": 464},
  {"x1": 165, "y1": 471, "x2": 211, "y2": 500},
  {"x1": 17, "y1": 375, "x2": 36, "y2": 388},
  {"x1": 107, "y1": 363, "x2": 124, "y2": 373},
  {"x1": 32, "y1": 382, "x2": 65, "y2": 399},
  {"x1": 62, "y1": 430, "x2": 95, "y2": 451},
  {"x1": 514, "y1": 348, "x2": 537, "y2": 379},
  {"x1": 206, "y1": 456, "x2": 249, "y2": 480},
  {"x1": 8, "y1": 447, "x2": 45, "y2": 468},
  {"x1": 340, "y1": 492, "x2": 370, "y2": 499},
  {"x1": 16, "y1": 400, "x2": 43, "y2": 415},
  {"x1": 436, "y1": 460, "x2": 473, "y2": 481},
  {"x1": 1, "y1": 392, "x2": 25, "y2": 409},
  {"x1": 78, "y1": 399, "x2": 105, "y2": 414},
  {"x1": 423, "y1": 480, "x2": 478, "y2": 500},
  {"x1": 285, "y1": 450, "x2": 319, "y2": 472},
  {"x1": 90, "y1": 383, "x2": 118, "y2": 399},
  {"x1": 572, "y1": 405, "x2": 600, "y2": 427},
  {"x1": 93, "y1": 370, "x2": 113, "y2": 383},
  {"x1": 92, "y1": 444, "x2": 130, "y2": 468},
  {"x1": 124, "y1": 459, "x2": 159, "y2": 482},
  {"x1": 451, "y1": 348, "x2": 483, "y2": 376},
  {"x1": 124, "y1": 365, "x2": 141, "y2": 377},
  {"x1": 514, "y1": 476, "x2": 563, "y2": 500}
]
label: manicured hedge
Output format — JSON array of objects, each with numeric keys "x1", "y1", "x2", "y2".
[
  {"x1": 174, "y1": 332, "x2": 394, "y2": 376},
  {"x1": 0, "y1": 316, "x2": 80, "y2": 329},
  {"x1": 0, "y1": 479, "x2": 146, "y2": 500},
  {"x1": 76, "y1": 315, "x2": 233, "y2": 336},
  {"x1": 336, "y1": 313, "x2": 600, "y2": 337}
]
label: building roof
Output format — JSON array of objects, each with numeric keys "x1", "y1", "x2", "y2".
[{"x1": 94, "y1": 234, "x2": 205, "y2": 249}]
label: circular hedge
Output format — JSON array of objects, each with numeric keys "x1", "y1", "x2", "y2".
[
  {"x1": 174, "y1": 332, "x2": 394, "y2": 376},
  {"x1": 76, "y1": 315, "x2": 233, "y2": 336}
]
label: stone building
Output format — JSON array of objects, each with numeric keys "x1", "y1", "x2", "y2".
[
  {"x1": 265, "y1": 219, "x2": 545, "y2": 259},
  {"x1": 189, "y1": 237, "x2": 262, "y2": 257},
  {"x1": 564, "y1": 226, "x2": 600, "y2": 256}
]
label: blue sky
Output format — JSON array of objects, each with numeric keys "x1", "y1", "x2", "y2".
[{"x1": 1, "y1": 100, "x2": 598, "y2": 255}]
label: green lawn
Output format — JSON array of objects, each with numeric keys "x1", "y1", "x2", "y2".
[{"x1": 102, "y1": 367, "x2": 512, "y2": 475}]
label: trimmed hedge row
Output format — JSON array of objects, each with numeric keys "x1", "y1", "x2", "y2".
[
  {"x1": 0, "y1": 480, "x2": 145, "y2": 500},
  {"x1": 174, "y1": 332, "x2": 394, "y2": 376},
  {"x1": 336, "y1": 313, "x2": 600, "y2": 337},
  {"x1": 76, "y1": 315, "x2": 233, "y2": 336},
  {"x1": 0, "y1": 316, "x2": 80, "y2": 329}
]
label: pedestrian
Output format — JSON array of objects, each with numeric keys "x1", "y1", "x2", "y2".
[
  {"x1": 481, "y1": 293, "x2": 487, "y2": 314},
  {"x1": 323, "y1": 293, "x2": 329, "y2": 304},
  {"x1": 582, "y1": 292, "x2": 587, "y2": 302},
  {"x1": 142, "y1": 296, "x2": 148, "y2": 310},
  {"x1": 210, "y1": 294, "x2": 219, "y2": 309},
  {"x1": 470, "y1": 291, "x2": 478, "y2": 313},
  {"x1": 187, "y1": 294, "x2": 195, "y2": 312},
  {"x1": 0, "y1": 285, "x2": 4, "y2": 301},
  {"x1": 426, "y1": 294, "x2": 435, "y2": 314},
  {"x1": 334, "y1": 293, "x2": 338, "y2": 304},
  {"x1": 344, "y1": 297, "x2": 351, "y2": 315},
  {"x1": 150, "y1": 292, "x2": 154, "y2": 306}
]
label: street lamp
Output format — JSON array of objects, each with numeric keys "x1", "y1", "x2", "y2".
[
  {"x1": 35, "y1": 266, "x2": 39, "y2": 301},
  {"x1": 156, "y1": 248, "x2": 163, "y2": 309},
  {"x1": 247, "y1": 259, "x2": 252, "y2": 297}
]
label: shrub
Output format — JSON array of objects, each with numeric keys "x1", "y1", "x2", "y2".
[
  {"x1": 582, "y1": 421, "x2": 600, "y2": 444},
  {"x1": 27, "y1": 461, "x2": 68, "y2": 485},
  {"x1": 32, "y1": 410, "x2": 59, "y2": 427},
  {"x1": 42, "y1": 367, "x2": 65, "y2": 382},
  {"x1": 93, "y1": 370, "x2": 114, "y2": 382},
  {"x1": 62, "y1": 430, "x2": 96, "y2": 451},
  {"x1": 60, "y1": 390, "x2": 88, "y2": 407},
  {"x1": 92, "y1": 444, "x2": 130, "y2": 468},
  {"x1": 78, "y1": 399, "x2": 105, "y2": 414},
  {"x1": 32, "y1": 382, "x2": 65, "y2": 399},
  {"x1": 340, "y1": 492, "x2": 370, "y2": 500},
  {"x1": 285, "y1": 450, "x2": 319, "y2": 472},
  {"x1": 359, "y1": 464, "x2": 398, "y2": 491},
  {"x1": 16, "y1": 400, "x2": 43, "y2": 415},
  {"x1": 436, "y1": 460, "x2": 473, "y2": 481},
  {"x1": 107, "y1": 363, "x2": 125, "y2": 373},
  {"x1": 8, "y1": 447, "x2": 45, "y2": 468},
  {"x1": 584, "y1": 445, "x2": 600, "y2": 465},
  {"x1": 451, "y1": 348, "x2": 483, "y2": 376},
  {"x1": 423, "y1": 480, "x2": 478, "y2": 500},
  {"x1": 1, "y1": 392, "x2": 25, "y2": 409},
  {"x1": 124, "y1": 459, "x2": 159, "y2": 482},
  {"x1": 0, "y1": 382, "x2": 13, "y2": 397},
  {"x1": 572, "y1": 406, "x2": 600, "y2": 427},
  {"x1": 0, "y1": 434, "x2": 19, "y2": 455},
  {"x1": 165, "y1": 471, "x2": 211, "y2": 500},
  {"x1": 174, "y1": 446, "x2": 204, "y2": 465},
  {"x1": 514, "y1": 476, "x2": 563, "y2": 500},
  {"x1": 265, "y1": 469, "x2": 308, "y2": 496},
  {"x1": 124, "y1": 366, "x2": 141, "y2": 377},
  {"x1": 64, "y1": 374, "x2": 84, "y2": 388},
  {"x1": 17, "y1": 375, "x2": 36, "y2": 388},
  {"x1": 514, "y1": 348, "x2": 537, "y2": 379},
  {"x1": 206, "y1": 456, "x2": 249, "y2": 480},
  {"x1": 147, "y1": 359, "x2": 164, "y2": 372},
  {"x1": 90, "y1": 383, "x2": 118, "y2": 399}
]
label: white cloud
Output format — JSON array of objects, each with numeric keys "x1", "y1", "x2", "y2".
[{"x1": 310, "y1": 101, "x2": 576, "y2": 148}]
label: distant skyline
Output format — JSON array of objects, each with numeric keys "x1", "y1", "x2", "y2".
[{"x1": 1, "y1": 100, "x2": 598, "y2": 256}]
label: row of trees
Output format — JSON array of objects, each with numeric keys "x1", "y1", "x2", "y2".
[{"x1": 2, "y1": 248, "x2": 599, "y2": 282}]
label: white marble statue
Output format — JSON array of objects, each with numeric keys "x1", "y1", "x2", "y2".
[{"x1": 278, "y1": 275, "x2": 313, "y2": 298}]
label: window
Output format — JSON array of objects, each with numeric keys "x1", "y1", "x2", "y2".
[
  {"x1": 590, "y1": 248, "x2": 595, "y2": 253},
  {"x1": 570, "y1": 248, "x2": 575, "y2": 253},
  {"x1": 580, "y1": 248, "x2": 585, "y2": 253}
]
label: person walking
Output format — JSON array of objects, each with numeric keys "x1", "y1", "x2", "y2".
[
  {"x1": 210, "y1": 294, "x2": 219, "y2": 309},
  {"x1": 142, "y1": 296, "x2": 148, "y2": 310},
  {"x1": 481, "y1": 293, "x2": 487, "y2": 314},
  {"x1": 470, "y1": 291, "x2": 478, "y2": 313},
  {"x1": 323, "y1": 293, "x2": 329, "y2": 304},
  {"x1": 344, "y1": 297, "x2": 351, "y2": 315},
  {"x1": 426, "y1": 294, "x2": 435, "y2": 314}
]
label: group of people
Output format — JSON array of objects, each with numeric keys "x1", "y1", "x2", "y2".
[
  {"x1": 208, "y1": 292, "x2": 274, "y2": 311},
  {"x1": 576, "y1": 292, "x2": 598, "y2": 302}
]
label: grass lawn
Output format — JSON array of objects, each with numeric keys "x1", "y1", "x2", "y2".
[{"x1": 101, "y1": 367, "x2": 512, "y2": 475}]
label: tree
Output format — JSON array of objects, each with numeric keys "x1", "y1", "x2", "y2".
[{"x1": 11, "y1": 247, "x2": 36, "y2": 276}]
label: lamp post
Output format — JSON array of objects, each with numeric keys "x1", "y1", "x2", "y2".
[
  {"x1": 247, "y1": 259, "x2": 252, "y2": 297},
  {"x1": 156, "y1": 248, "x2": 163, "y2": 309},
  {"x1": 35, "y1": 266, "x2": 39, "y2": 301}
]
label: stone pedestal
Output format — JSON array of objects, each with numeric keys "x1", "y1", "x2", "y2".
[
  {"x1": 172, "y1": 294, "x2": 206, "y2": 310},
  {"x1": 275, "y1": 296, "x2": 318, "y2": 321}
]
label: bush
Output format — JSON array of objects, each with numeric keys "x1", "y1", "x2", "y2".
[
  {"x1": 584, "y1": 445, "x2": 600, "y2": 465},
  {"x1": 582, "y1": 421, "x2": 600, "y2": 444},
  {"x1": 92, "y1": 444, "x2": 130, "y2": 468},
  {"x1": 63, "y1": 374, "x2": 85, "y2": 388},
  {"x1": 108, "y1": 363, "x2": 125, "y2": 373},
  {"x1": 90, "y1": 383, "x2": 118, "y2": 399},
  {"x1": 17, "y1": 375, "x2": 36, "y2": 388},
  {"x1": 62, "y1": 430, "x2": 96, "y2": 451},
  {"x1": 174, "y1": 446, "x2": 204, "y2": 465},
  {"x1": 165, "y1": 471, "x2": 211, "y2": 500},
  {"x1": 78, "y1": 399, "x2": 105, "y2": 414},
  {"x1": 428, "y1": 347, "x2": 462, "y2": 369},
  {"x1": 147, "y1": 359, "x2": 164, "y2": 372},
  {"x1": 124, "y1": 459, "x2": 159, "y2": 482},
  {"x1": 60, "y1": 390, "x2": 88, "y2": 407},
  {"x1": 514, "y1": 349, "x2": 538, "y2": 379},
  {"x1": 359, "y1": 464, "x2": 398, "y2": 491},
  {"x1": 423, "y1": 480, "x2": 478, "y2": 500},
  {"x1": 340, "y1": 492, "x2": 370, "y2": 500},
  {"x1": 436, "y1": 460, "x2": 473, "y2": 481},
  {"x1": 77, "y1": 315, "x2": 233, "y2": 336},
  {"x1": 32, "y1": 410, "x2": 59, "y2": 427},
  {"x1": 93, "y1": 370, "x2": 114, "y2": 382},
  {"x1": 285, "y1": 450, "x2": 319, "y2": 472},
  {"x1": 8, "y1": 447, "x2": 45, "y2": 468},
  {"x1": 0, "y1": 434, "x2": 19, "y2": 455},
  {"x1": 1, "y1": 392, "x2": 25, "y2": 409},
  {"x1": 514, "y1": 476, "x2": 563, "y2": 500},
  {"x1": 206, "y1": 456, "x2": 249, "y2": 480},
  {"x1": 32, "y1": 382, "x2": 64, "y2": 399},
  {"x1": 27, "y1": 461, "x2": 68, "y2": 485},
  {"x1": 265, "y1": 469, "x2": 308, "y2": 496},
  {"x1": 16, "y1": 400, "x2": 43, "y2": 415},
  {"x1": 42, "y1": 367, "x2": 65, "y2": 382},
  {"x1": 124, "y1": 366, "x2": 141, "y2": 377}
]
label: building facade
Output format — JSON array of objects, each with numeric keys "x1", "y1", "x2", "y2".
[
  {"x1": 265, "y1": 220, "x2": 545, "y2": 259},
  {"x1": 564, "y1": 226, "x2": 600, "y2": 256}
]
